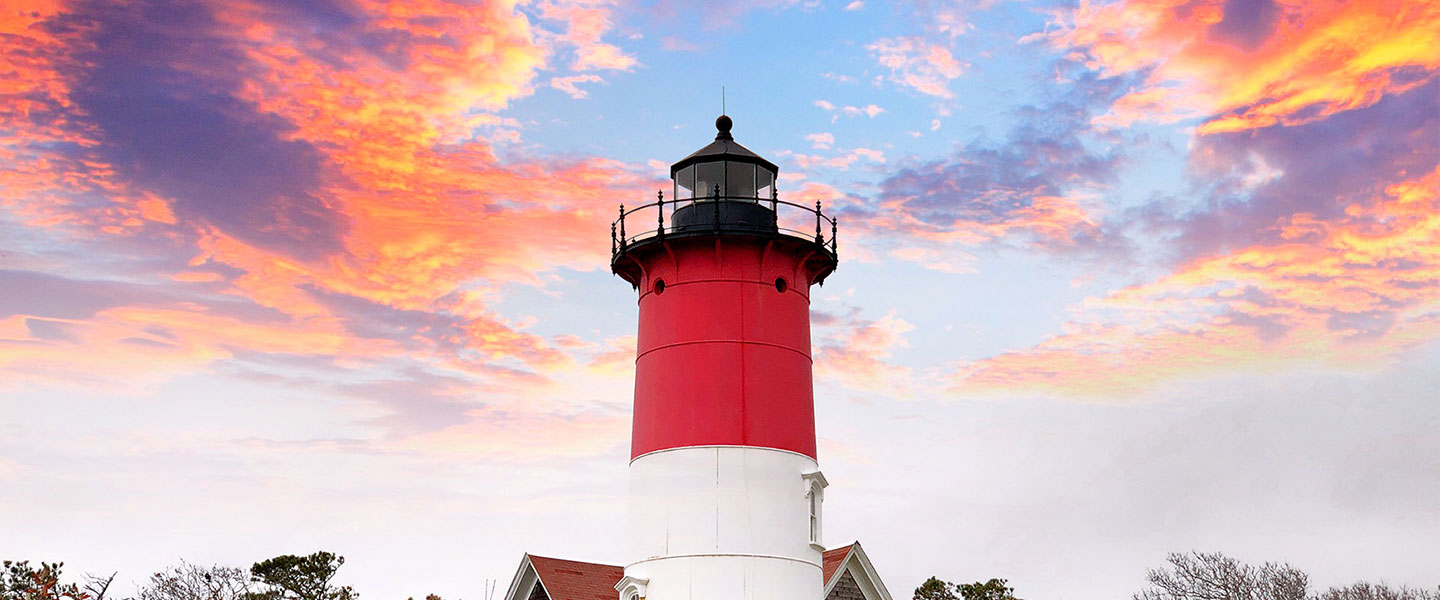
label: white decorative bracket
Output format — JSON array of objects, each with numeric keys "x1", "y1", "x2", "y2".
[
  {"x1": 615, "y1": 575, "x2": 649, "y2": 600},
  {"x1": 801, "y1": 470, "x2": 829, "y2": 494}
]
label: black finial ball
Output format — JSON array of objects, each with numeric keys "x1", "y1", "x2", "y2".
[{"x1": 716, "y1": 114, "x2": 733, "y2": 134}]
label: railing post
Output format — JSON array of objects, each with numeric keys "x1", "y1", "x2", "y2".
[
  {"x1": 619, "y1": 203, "x2": 626, "y2": 250},
  {"x1": 657, "y1": 190, "x2": 665, "y2": 236},
  {"x1": 772, "y1": 186, "x2": 779, "y2": 230},
  {"x1": 815, "y1": 200, "x2": 823, "y2": 244},
  {"x1": 611, "y1": 222, "x2": 616, "y2": 256},
  {"x1": 831, "y1": 217, "x2": 838, "y2": 256},
  {"x1": 713, "y1": 184, "x2": 721, "y2": 233}
]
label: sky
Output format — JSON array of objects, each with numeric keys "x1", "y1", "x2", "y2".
[{"x1": 1, "y1": 0, "x2": 1438, "y2": 598}]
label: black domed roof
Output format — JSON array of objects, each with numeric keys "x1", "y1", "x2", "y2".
[{"x1": 670, "y1": 116, "x2": 779, "y2": 176}]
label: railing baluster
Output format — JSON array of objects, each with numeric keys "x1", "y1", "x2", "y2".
[
  {"x1": 772, "y1": 187, "x2": 779, "y2": 231},
  {"x1": 607, "y1": 190, "x2": 839, "y2": 263},
  {"x1": 815, "y1": 200, "x2": 823, "y2": 244}
]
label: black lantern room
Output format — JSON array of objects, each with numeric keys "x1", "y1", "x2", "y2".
[
  {"x1": 610, "y1": 114, "x2": 838, "y2": 284},
  {"x1": 669, "y1": 115, "x2": 781, "y2": 232},
  {"x1": 672, "y1": 115, "x2": 778, "y2": 202}
]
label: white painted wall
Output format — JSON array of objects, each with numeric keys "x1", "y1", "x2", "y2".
[{"x1": 626, "y1": 446, "x2": 823, "y2": 600}]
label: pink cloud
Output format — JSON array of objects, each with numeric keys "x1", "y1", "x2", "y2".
[
  {"x1": 551, "y1": 74, "x2": 606, "y2": 99},
  {"x1": 867, "y1": 37, "x2": 968, "y2": 98}
]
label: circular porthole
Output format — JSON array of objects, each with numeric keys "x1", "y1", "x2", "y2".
[
  {"x1": 775, "y1": 277, "x2": 788, "y2": 293},
  {"x1": 653, "y1": 279, "x2": 666, "y2": 295}
]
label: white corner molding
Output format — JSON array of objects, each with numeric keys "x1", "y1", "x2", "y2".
[
  {"x1": 502, "y1": 555, "x2": 539, "y2": 600},
  {"x1": 614, "y1": 575, "x2": 650, "y2": 600}
]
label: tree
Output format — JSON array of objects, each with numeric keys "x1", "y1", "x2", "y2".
[
  {"x1": 1135, "y1": 552, "x2": 1438, "y2": 600},
  {"x1": 914, "y1": 577, "x2": 959, "y2": 600},
  {"x1": 1315, "y1": 583, "x2": 1439, "y2": 600},
  {"x1": 958, "y1": 579, "x2": 1020, "y2": 600},
  {"x1": 246, "y1": 553, "x2": 354, "y2": 600},
  {"x1": 2, "y1": 562, "x2": 110, "y2": 600},
  {"x1": 1136, "y1": 552, "x2": 1308, "y2": 600},
  {"x1": 138, "y1": 562, "x2": 251, "y2": 600},
  {"x1": 916, "y1": 577, "x2": 1020, "y2": 600}
]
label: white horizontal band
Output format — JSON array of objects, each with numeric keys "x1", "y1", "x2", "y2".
[
  {"x1": 627, "y1": 552, "x2": 822, "y2": 570},
  {"x1": 630, "y1": 444, "x2": 818, "y2": 466}
]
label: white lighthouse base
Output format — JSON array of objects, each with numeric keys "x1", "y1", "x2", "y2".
[{"x1": 625, "y1": 446, "x2": 823, "y2": 600}]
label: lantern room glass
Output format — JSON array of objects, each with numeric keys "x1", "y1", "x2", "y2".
[
  {"x1": 727, "y1": 162, "x2": 756, "y2": 200},
  {"x1": 674, "y1": 165, "x2": 695, "y2": 200},
  {"x1": 671, "y1": 161, "x2": 778, "y2": 204},
  {"x1": 695, "y1": 162, "x2": 723, "y2": 198},
  {"x1": 756, "y1": 167, "x2": 773, "y2": 199}
]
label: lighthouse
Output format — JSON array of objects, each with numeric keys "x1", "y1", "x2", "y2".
[
  {"x1": 608, "y1": 114, "x2": 838, "y2": 600},
  {"x1": 500, "y1": 116, "x2": 892, "y2": 600}
]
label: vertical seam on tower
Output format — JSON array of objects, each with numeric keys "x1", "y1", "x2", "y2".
[{"x1": 738, "y1": 271, "x2": 748, "y2": 447}]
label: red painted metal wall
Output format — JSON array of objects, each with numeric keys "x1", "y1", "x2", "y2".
[{"x1": 629, "y1": 236, "x2": 822, "y2": 459}]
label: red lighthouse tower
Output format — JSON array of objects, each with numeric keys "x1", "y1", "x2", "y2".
[{"x1": 609, "y1": 115, "x2": 838, "y2": 600}]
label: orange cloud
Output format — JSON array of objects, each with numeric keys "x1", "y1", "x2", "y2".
[
  {"x1": 955, "y1": 167, "x2": 1440, "y2": 396},
  {"x1": 0, "y1": 0, "x2": 654, "y2": 395},
  {"x1": 854, "y1": 191, "x2": 1104, "y2": 272},
  {"x1": 1047, "y1": 0, "x2": 1440, "y2": 133},
  {"x1": 0, "y1": 305, "x2": 393, "y2": 393}
]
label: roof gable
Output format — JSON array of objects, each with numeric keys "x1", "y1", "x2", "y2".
[
  {"x1": 504, "y1": 555, "x2": 623, "y2": 600},
  {"x1": 822, "y1": 542, "x2": 893, "y2": 600}
]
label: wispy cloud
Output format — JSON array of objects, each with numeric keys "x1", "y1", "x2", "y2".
[
  {"x1": 954, "y1": 79, "x2": 1440, "y2": 396},
  {"x1": 813, "y1": 99, "x2": 885, "y2": 122},
  {"x1": 551, "y1": 74, "x2": 606, "y2": 99},
  {"x1": 867, "y1": 36, "x2": 968, "y2": 98}
]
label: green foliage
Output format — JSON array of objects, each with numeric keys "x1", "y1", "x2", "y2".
[
  {"x1": 914, "y1": 577, "x2": 959, "y2": 600},
  {"x1": 2, "y1": 562, "x2": 86, "y2": 600},
  {"x1": 916, "y1": 576, "x2": 1021, "y2": 600},
  {"x1": 958, "y1": 579, "x2": 1020, "y2": 600},
  {"x1": 245, "y1": 553, "x2": 354, "y2": 600}
]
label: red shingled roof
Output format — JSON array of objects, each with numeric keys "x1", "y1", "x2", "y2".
[
  {"x1": 822, "y1": 543, "x2": 856, "y2": 586},
  {"x1": 525, "y1": 545, "x2": 859, "y2": 600},
  {"x1": 527, "y1": 555, "x2": 625, "y2": 600}
]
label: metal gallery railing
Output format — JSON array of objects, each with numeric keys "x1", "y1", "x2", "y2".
[{"x1": 611, "y1": 188, "x2": 837, "y2": 261}]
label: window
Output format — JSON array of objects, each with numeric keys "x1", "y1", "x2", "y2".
[
  {"x1": 808, "y1": 487, "x2": 819, "y2": 543},
  {"x1": 802, "y1": 471, "x2": 827, "y2": 547}
]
